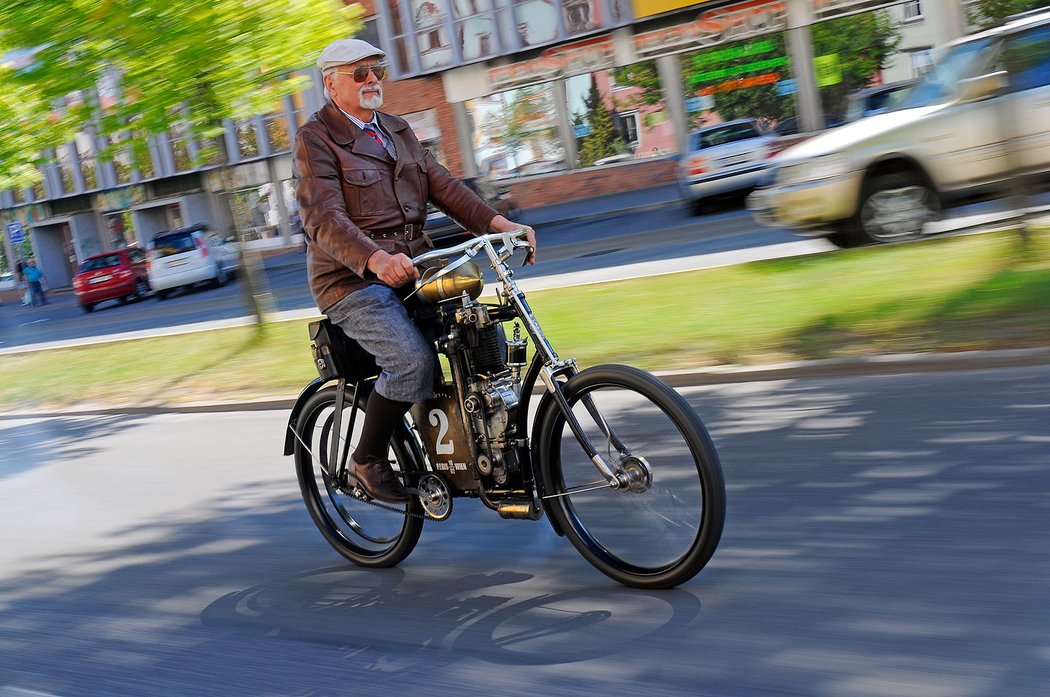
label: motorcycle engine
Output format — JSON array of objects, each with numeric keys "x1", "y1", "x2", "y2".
[{"x1": 446, "y1": 296, "x2": 523, "y2": 485}]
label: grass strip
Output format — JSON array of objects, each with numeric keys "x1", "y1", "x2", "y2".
[{"x1": 1, "y1": 228, "x2": 1047, "y2": 410}]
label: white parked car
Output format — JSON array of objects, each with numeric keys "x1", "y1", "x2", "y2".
[
  {"x1": 147, "y1": 224, "x2": 240, "y2": 300},
  {"x1": 679, "y1": 118, "x2": 776, "y2": 215}
]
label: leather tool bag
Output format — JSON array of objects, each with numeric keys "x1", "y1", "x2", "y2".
[{"x1": 308, "y1": 318, "x2": 379, "y2": 382}]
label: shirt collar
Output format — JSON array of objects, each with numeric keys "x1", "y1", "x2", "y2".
[{"x1": 337, "y1": 106, "x2": 380, "y2": 134}]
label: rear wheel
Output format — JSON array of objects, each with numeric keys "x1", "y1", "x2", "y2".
[
  {"x1": 537, "y1": 365, "x2": 725, "y2": 589},
  {"x1": 293, "y1": 385, "x2": 425, "y2": 567},
  {"x1": 155, "y1": 288, "x2": 169, "y2": 301},
  {"x1": 80, "y1": 303, "x2": 94, "y2": 313},
  {"x1": 134, "y1": 278, "x2": 150, "y2": 300},
  {"x1": 213, "y1": 263, "x2": 228, "y2": 288}
]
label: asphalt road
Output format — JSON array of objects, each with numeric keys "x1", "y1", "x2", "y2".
[{"x1": 1, "y1": 366, "x2": 1047, "y2": 696}]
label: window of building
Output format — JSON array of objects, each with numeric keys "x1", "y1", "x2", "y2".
[
  {"x1": 265, "y1": 113, "x2": 291, "y2": 152},
  {"x1": 902, "y1": 0, "x2": 922, "y2": 21},
  {"x1": 75, "y1": 132, "x2": 98, "y2": 190},
  {"x1": 909, "y1": 48, "x2": 934, "y2": 78},
  {"x1": 453, "y1": 0, "x2": 500, "y2": 61},
  {"x1": 466, "y1": 82, "x2": 566, "y2": 178},
  {"x1": 414, "y1": 0, "x2": 456, "y2": 71},
  {"x1": 617, "y1": 111, "x2": 639, "y2": 147},
  {"x1": 55, "y1": 144, "x2": 77, "y2": 195},
  {"x1": 237, "y1": 121, "x2": 260, "y2": 159}
]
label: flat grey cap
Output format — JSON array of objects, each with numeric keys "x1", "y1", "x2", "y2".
[{"x1": 317, "y1": 39, "x2": 386, "y2": 71}]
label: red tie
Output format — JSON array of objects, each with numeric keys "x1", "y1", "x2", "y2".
[{"x1": 362, "y1": 125, "x2": 383, "y2": 146}]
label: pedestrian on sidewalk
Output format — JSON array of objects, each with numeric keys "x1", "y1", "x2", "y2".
[
  {"x1": 23, "y1": 259, "x2": 47, "y2": 306},
  {"x1": 294, "y1": 38, "x2": 535, "y2": 503},
  {"x1": 14, "y1": 258, "x2": 29, "y2": 306}
]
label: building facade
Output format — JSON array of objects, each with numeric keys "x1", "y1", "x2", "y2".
[{"x1": 1, "y1": 0, "x2": 972, "y2": 289}]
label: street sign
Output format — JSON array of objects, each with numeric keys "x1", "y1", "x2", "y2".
[
  {"x1": 776, "y1": 79, "x2": 797, "y2": 96},
  {"x1": 574, "y1": 124, "x2": 591, "y2": 138},
  {"x1": 6, "y1": 221, "x2": 24, "y2": 244}
]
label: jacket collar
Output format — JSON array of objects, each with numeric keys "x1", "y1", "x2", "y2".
[{"x1": 318, "y1": 102, "x2": 407, "y2": 164}]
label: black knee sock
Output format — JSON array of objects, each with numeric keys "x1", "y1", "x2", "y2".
[{"x1": 353, "y1": 390, "x2": 412, "y2": 463}]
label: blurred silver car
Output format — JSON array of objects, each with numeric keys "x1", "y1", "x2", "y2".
[
  {"x1": 749, "y1": 9, "x2": 1050, "y2": 246},
  {"x1": 147, "y1": 224, "x2": 240, "y2": 300},
  {"x1": 679, "y1": 118, "x2": 775, "y2": 215}
]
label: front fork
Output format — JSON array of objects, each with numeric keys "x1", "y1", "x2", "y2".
[{"x1": 538, "y1": 362, "x2": 652, "y2": 494}]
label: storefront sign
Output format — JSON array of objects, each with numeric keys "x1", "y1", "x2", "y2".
[
  {"x1": 634, "y1": 0, "x2": 788, "y2": 56},
  {"x1": 814, "y1": 53, "x2": 842, "y2": 86},
  {"x1": 633, "y1": 0, "x2": 883, "y2": 57},
  {"x1": 488, "y1": 35, "x2": 616, "y2": 92},
  {"x1": 632, "y1": 0, "x2": 716, "y2": 20}
]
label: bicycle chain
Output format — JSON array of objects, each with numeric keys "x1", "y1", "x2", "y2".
[{"x1": 346, "y1": 486, "x2": 450, "y2": 521}]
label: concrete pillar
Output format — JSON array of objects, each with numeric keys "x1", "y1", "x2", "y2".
[
  {"x1": 452, "y1": 101, "x2": 479, "y2": 178},
  {"x1": 657, "y1": 53, "x2": 688, "y2": 154},
  {"x1": 554, "y1": 78, "x2": 578, "y2": 169},
  {"x1": 785, "y1": 0, "x2": 824, "y2": 132}
]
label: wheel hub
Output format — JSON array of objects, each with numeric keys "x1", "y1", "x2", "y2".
[
  {"x1": 416, "y1": 473, "x2": 453, "y2": 521},
  {"x1": 617, "y1": 455, "x2": 652, "y2": 493}
]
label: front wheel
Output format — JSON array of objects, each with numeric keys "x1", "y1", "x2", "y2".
[
  {"x1": 293, "y1": 385, "x2": 425, "y2": 568},
  {"x1": 853, "y1": 172, "x2": 940, "y2": 245},
  {"x1": 537, "y1": 365, "x2": 725, "y2": 589}
]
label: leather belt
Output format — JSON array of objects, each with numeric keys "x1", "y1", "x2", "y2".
[{"x1": 368, "y1": 223, "x2": 424, "y2": 241}]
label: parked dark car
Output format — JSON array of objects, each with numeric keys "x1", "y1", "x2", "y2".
[
  {"x1": 72, "y1": 247, "x2": 151, "y2": 313},
  {"x1": 845, "y1": 80, "x2": 917, "y2": 122}
]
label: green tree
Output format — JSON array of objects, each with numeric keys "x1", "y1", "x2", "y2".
[
  {"x1": 577, "y1": 76, "x2": 627, "y2": 167},
  {"x1": 0, "y1": 0, "x2": 360, "y2": 321},
  {"x1": 969, "y1": 0, "x2": 1045, "y2": 29}
]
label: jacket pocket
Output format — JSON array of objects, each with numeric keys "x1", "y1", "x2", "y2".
[{"x1": 341, "y1": 168, "x2": 389, "y2": 215}]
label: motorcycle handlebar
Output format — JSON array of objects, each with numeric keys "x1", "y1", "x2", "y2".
[{"x1": 411, "y1": 229, "x2": 531, "y2": 268}]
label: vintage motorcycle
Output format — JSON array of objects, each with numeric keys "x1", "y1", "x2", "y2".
[{"x1": 283, "y1": 230, "x2": 725, "y2": 588}]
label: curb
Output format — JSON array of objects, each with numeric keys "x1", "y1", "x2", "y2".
[{"x1": 4, "y1": 347, "x2": 1049, "y2": 419}]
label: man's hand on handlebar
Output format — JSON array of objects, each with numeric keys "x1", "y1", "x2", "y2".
[
  {"x1": 489, "y1": 215, "x2": 536, "y2": 265},
  {"x1": 367, "y1": 250, "x2": 420, "y2": 287}
]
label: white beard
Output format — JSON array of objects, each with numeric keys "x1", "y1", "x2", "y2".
[{"x1": 360, "y1": 85, "x2": 384, "y2": 110}]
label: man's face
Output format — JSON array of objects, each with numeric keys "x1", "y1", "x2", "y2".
[{"x1": 325, "y1": 58, "x2": 385, "y2": 116}]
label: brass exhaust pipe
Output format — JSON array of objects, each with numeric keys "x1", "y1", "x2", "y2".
[{"x1": 497, "y1": 499, "x2": 543, "y2": 520}]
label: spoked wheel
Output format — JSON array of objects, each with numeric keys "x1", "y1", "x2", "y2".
[
  {"x1": 538, "y1": 365, "x2": 725, "y2": 589},
  {"x1": 293, "y1": 385, "x2": 425, "y2": 567}
]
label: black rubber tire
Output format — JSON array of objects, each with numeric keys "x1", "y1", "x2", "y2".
[
  {"x1": 81, "y1": 303, "x2": 94, "y2": 313},
  {"x1": 851, "y1": 171, "x2": 941, "y2": 245},
  {"x1": 212, "y1": 263, "x2": 228, "y2": 288},
  {"x1": 155, "y1": 289, "x2": 169, "y2": 301},
  {"x1": 537, "y1": 365, "x2": 725, "y2": 589},
  {"x1": 135, "y1": 278, "x2": 151, "y2": 300},
  {"x1": 293, "y1": 385, "x2": 425, "y2": 568}
]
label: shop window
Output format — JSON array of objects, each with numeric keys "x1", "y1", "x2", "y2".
[{"x1": 466, "y1": 83, "x2": 566, "y2": 178}]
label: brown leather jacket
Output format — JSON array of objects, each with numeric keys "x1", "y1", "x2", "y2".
[{"x1": 293, "y1": 102, "x2": 499, "y2": 311}]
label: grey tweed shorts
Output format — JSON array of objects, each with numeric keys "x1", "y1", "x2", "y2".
[{"x1": 325, "y1": 284, "x2": 435, "y2": 403}]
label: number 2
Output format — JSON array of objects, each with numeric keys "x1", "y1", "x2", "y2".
[{"x1": 429, "y1": 408, "x2": 455, "y2": 455}]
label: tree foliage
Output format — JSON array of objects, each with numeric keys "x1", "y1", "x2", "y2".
[
  {"x1": 969, "y1": 0, "x2": 1045, "y2": 29},
  {"x1": 0, "y1": 0, "x2": 360, "y2": 183},
  {"x1": 577, "y1": 76, "x2": 627, "y2": 167}
]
